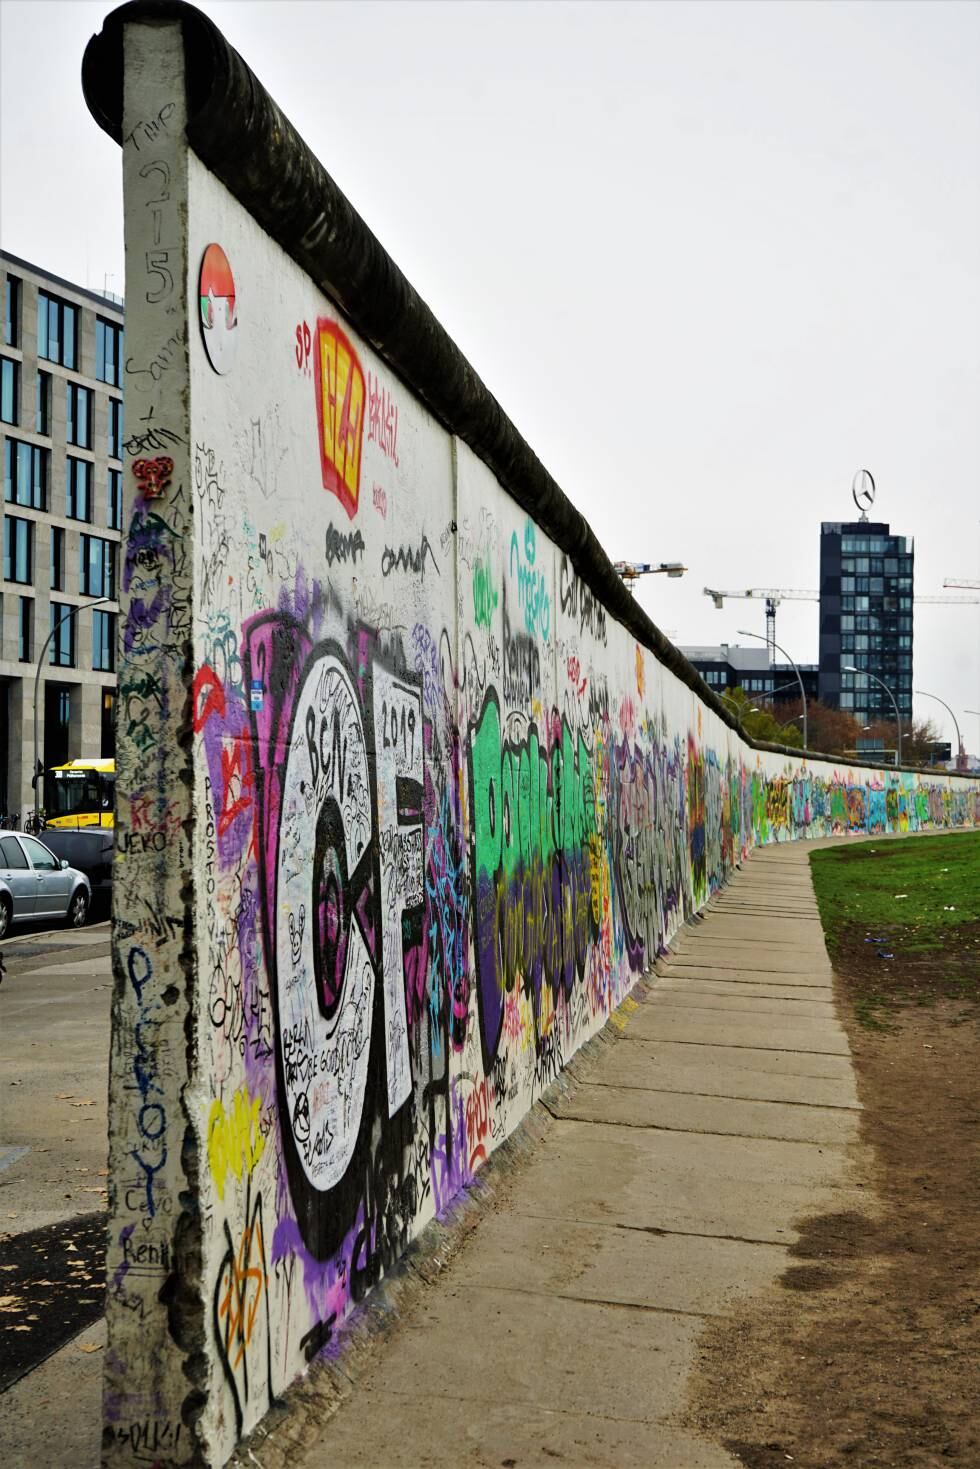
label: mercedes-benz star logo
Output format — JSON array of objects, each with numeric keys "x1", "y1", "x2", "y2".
[{"x1": 852, "y1": 469, "x2": 876, "y2": 517}]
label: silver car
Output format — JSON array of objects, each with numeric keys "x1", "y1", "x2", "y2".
[{"x1": 0, "y1": 831, "x2": 91, "y2": 938}]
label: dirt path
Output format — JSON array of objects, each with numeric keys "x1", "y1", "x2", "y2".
[{"x1": 689, "y1": 941, "x2": 980, "y2": 1467}]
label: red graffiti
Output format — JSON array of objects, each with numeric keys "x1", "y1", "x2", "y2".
[
  {"x1": 372, "y1": 482, "x2": 387, "y2": 519},
  {"x1": 566, "y1": 655, "x2": 587, "y2": 699},
  {"x1": 367, "y1": 370, "x2": 399, "y2": 467},
  {"x1": 294, "y1": 320, "x2": 312, "y2": 376},
  {"x1": 465, "y1": 1077, "x2": 493, "y2": 1171},
  {"x1": 218, "y1": 734, "x2": 254, "y2": 838},
  {"x1": 133, "y1": 456, "x2": 173, "y2": 499},
  {"x1": 192, "y1": 664, "x2": 225, "y2": 732}
]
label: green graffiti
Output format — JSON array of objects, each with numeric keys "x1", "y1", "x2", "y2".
[{"x1": 472, "y1": 557, "x2": 499, "y2": 629}]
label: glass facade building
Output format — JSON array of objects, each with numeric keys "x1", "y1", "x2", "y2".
[
  {"x1": 817, "y1": 520, "x2": 914, "y2": 723},
  {"x1": 0, "y1": 250, "x2": 123, "y2": 819}
]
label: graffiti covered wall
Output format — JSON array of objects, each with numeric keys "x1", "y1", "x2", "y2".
[{"x1": 85, "y1": 8, "x2": 980, "y2": 1465}]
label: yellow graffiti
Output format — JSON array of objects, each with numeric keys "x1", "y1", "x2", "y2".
[
  {"x1": 635, "y1": 645, "x2": 645, "y2": 698},
  {"x1": 208, "y1": 1086, "x2": 266, "y2": 1200}
]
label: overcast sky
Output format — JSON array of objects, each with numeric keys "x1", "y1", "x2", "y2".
[{"x1": 3, "y1": 0, "x2": 978, "y2": 752}]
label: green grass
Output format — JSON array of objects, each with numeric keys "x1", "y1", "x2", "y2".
[
  {"x1": 809, "y1": 831, "x2": 980, "y2": 955},
  {"x1": 809, "y1": 831, "x2": 980, "y2": 1029}
]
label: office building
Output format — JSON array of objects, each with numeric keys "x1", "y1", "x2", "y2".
[
  {"x1": 817, "y1": 520, "x2": 913, "y2": 724},
  {"x1": 1, "y1": 250, "x2": 123, "y2": 821},
  {"x1": 680, "y1": 645, "x2": 819, "y2": 705}
]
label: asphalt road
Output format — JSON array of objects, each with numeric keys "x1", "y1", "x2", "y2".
[{"x1": 0, "y1": 922, "x2": 111, "y2": 1389}]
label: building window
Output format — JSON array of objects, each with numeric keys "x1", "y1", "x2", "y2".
[
  {"x1": 3, "y1": 275, "x2": 19, "y2": 347},
  {"x1": 93, "y1": 609, "x2": 115, "y2": 672},
  {"x1": 4, "y1": 438, "x2": 46, "y2": 509},
  {"x1": 96, "y1": 318, "x2": 123, "y2": 386},
  {"x1": 66, "y1": 456, "x2": 92, "y2": 521},
  {"x1": 18, "y1": 596, "x2": 32, "y2": 661},
  {"x1": 101, "y1": 688, "x2": 116, "y2": 758},
  {"x1": 108, "y1": 468, "x2": 123, "y2": 530},
  {"x1": 66, "y1": 382, "x2": 93, "y2": 448},
  {"x1": 108, "y1": 398, "x2": 123, "y2": 460},
  {"x1": 1, "y1": 356, "x2": 18, "y2": 424},
  {"x1": 3, "y1": 515, "x2": 33, "y2": 583},
  {"x1": 49, "y1": 602, "x2": 75, "y2": 667},
  {"x1": 36, "y1": 369, "x2": 50, "y2": 435},
  {"x1": 80, "y1": 534, "x2": 115, "y2": 599},
  {"x1": 840, "y1": 693, "x2": 854, "y2": 710},
  {"x1": 50, "y1": 526, "x2": 65, "y2": 591},
  {"x1": 37, "y1": 290, "x2": 78, "y2": 369}
]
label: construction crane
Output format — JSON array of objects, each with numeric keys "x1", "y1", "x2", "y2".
[
  {"x1": 945, "y1": 577, "x2": 980, "y2": 590},
  {"x1": 703, "y1": 586, "x2": 980, "y2": 659}
]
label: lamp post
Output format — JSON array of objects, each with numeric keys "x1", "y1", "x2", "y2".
[
  {"x1": 32, "y1": 598, "x2": 113, "y2": 822},
  {"x1": 915, "y1": 689, "x2": 966, "y2": 773},
  {"x1": 736, "y1": 628, "x2": 807, "y2": 750},
  {"x1": 843, "y1": 665, "x2": 902, "y2": 766}
]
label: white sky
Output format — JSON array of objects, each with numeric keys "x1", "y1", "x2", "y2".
[{"x1": 3, "y1": 0, "x2": 978, "y2": 753}]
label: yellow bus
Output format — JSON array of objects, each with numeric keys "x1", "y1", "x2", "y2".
[{"x1": 43, "y1": 759, "x2": 115, "y2": 829}]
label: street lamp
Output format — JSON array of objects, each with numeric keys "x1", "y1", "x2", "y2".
[
  {"x1": 843, "y1": 666, "x2": 902, "y2": 766},
  {"x1": 736, "y1": 629, "x2": 807, "y2": 750},
  {"x1": 915, "y1": 689, "x2": 967, "y2": 773},
  {"x1": 32, "y1": 598, "x2": 114, "y2": 823}
]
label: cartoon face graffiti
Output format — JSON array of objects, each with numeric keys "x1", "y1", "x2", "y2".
[{"x1": 199, "y1": 243, "x2": 238, "y2": 375}]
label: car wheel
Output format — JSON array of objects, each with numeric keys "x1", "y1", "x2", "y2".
[
  {"x1": 0, "y1": 895, "x2": 11, "y2": 940},
  {"x1": 67, "y1": 889, "x2": 89, "y2": 929}
]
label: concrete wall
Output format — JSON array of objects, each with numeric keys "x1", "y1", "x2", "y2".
[{"x1": 92, "y1": 10, "x2": 980, "y2": 1466}]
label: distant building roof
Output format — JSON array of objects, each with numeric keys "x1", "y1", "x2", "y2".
[
  {"x1": 1, "y1": 248, "x2": 124, "y2": 314},
  {"x1": 679, "y1": 645, "x2": 770, "y2": 672}
]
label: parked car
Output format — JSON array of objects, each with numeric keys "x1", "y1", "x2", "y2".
[
  {"x1": 40, "y1": 827, "x2": 113, "y2": 914},
  {"x1": 0, "y1": 830, "x2": 91, "y2": 938}
]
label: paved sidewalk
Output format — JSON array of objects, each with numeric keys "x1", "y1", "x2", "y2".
[{"x1": 242, "y1": 842, "x2": 866, "y2": 1469}]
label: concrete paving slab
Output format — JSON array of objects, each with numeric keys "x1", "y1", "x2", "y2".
[
  {"x1": 545, "y1": 1116, "x2": 849, "y2": 1189},
  {"x1": 664, "y1": 951, "x2": 834, "y2": 975},
  {"x1": 309, "y1": 1390, "x2": 741, "y2": 1468},
  {"x1": 355, "y1": 1283, "x2": 707, "y2": 1423},
  {"x1": 549, "y1": 1081, "x2": 860, "y2": 1146},
  {"x1": 695, "y1": 915, "x2": 826, "y2": 935},
  {"x1": 643, "y1": 988, "x2": 839, "y2": 1019},
  {"x1": 571, "y1": 1048, "x2": 861, "y2": 1109},
  {"x1": 672, "y1": 936, "x2": 829, "y2": 959},
  {"x1": 654, "y1": 976, "x2": 834, "y2": 1001},
  {"x1": 0, "y1": 1317, "x2": 104, "y2": 1469},
  {"x1": 507, "y1": 1136, "x2": 869, "y2": 1246},
  {"x1": 619, "y1": 1035, "x2": 854, "y2": 1079},
  {"x1": 667, "y1": 928, "x2": 828, "y2": 951},
  {"x1": 662, "y1": 961, "x2": 834, "y2": 986},
  {"x1": 462, "y1": 1211, "x2": 789, "y2": 1315},
  {"x1": 624, "y1": 1008, "x2": 850, "y2": 1055}
]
